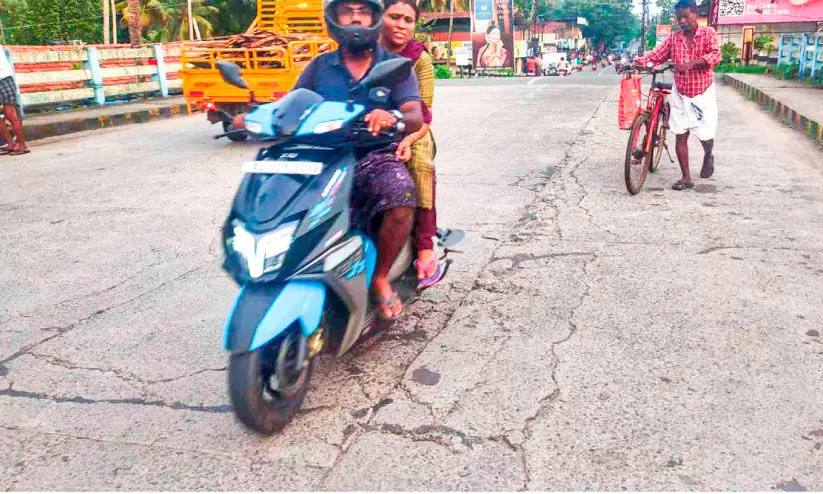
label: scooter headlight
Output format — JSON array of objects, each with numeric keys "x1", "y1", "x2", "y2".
[
  {"x1": 312, "y1": 119, "x2": 345, "y2": 134},
  {"x1": 227, "y1": 221, "x2": 298, "y2": 279},
  {"x1": 245, "y1": 122, "x2": 264, "y2": 134}
]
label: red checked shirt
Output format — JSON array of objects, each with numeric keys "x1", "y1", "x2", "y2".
[{"x1": 637, "y1": 26, "x2": 721, "y2": 98}]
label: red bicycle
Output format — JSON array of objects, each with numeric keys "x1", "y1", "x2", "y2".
[{"x1": 623, "y1": 64, "x2": 674, "y2": 195}]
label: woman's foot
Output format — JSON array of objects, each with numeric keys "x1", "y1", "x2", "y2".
[
  {"x1": 415, "y1": 249, "x2": 437, "y2": 280},
  {"x1": 371, "y1": 276, "x2": 402, "y2": 319}
]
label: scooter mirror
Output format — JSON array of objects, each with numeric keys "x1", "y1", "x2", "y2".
[
  {"x1": 354, "y1": 58, "x2": 411, "y2": 92},
  {"x1": 216, "y1": 61, "x2": 249, "y2": 89}
]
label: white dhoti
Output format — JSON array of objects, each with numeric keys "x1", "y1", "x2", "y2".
[{"x1": 668, "y1": 83, "x2": 718, "y2": 141}]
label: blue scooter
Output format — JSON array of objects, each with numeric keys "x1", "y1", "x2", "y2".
[{"x1": 216, "y1": 59, "x2": 463, "y2": 435}]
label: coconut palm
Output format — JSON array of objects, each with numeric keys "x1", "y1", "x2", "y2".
[
  {"x1": 116, "y1": 0, "x2": 219, "y2": 41},
  {"x1": 419, "y1": 0, "x2": 469, "y2": 12},
  {"x1": 127, "y1": 0, "x2": 143, "y2": 44}
]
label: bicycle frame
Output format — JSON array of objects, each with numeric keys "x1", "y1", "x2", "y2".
[
  {"x1": 642, "y1": 75, "x2": 670, "y2": 155},
  {"x1": 623, "y1": 66, "x2": 672, "y2": 155}
]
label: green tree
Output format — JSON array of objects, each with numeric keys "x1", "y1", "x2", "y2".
[
  {"x1": 656, "y1": 0, "x2": 673, "y2": 25},
  {"x1": 552, "y1": 0, "x2": 640, "y2": 46},
  {"x1": 210, "y1": 0, "x2": 256, "y2": 35},
  {"x1": 3, "y1": 0, "x2": 102, "y2": 44}
]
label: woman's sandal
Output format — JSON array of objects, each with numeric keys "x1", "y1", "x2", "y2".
[
  {"x1": 415, "y1": 257, "x2": 448, "y2": 291},
  {"x1": 672, "y1": 179, "x2": 694, "y2": 191},
  {"x1": 372, "y1": 290, "x2": 402, "y2": 320},
  {"x1": 8, "y1": 148, "x2": 30, "y2": 156}
]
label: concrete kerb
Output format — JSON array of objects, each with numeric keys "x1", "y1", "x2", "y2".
[
  {"x1": 22, "y1": 103, "x2": 193, "y2": 142},
  {"x1": 722, "y1": 73, "x2": 823, "y2": 147}
]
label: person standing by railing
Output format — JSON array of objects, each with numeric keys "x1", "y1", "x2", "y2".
[{"x1": 0, "y1": 46, "x2": 29, "y2": 156}]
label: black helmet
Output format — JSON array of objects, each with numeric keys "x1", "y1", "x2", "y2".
[{"x1": 324, "y1": 0, "x2": 384, "y2": 53}]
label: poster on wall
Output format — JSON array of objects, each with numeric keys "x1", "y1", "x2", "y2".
[
  {"x1": 471, "y1": 0, "x2": 514, "y2": 70},
  {"x1": 430, "y1": 41, "x2": 473, "y2": 64},
  {"x1": 718, "y1": 0, "x2": 823, "y2": 24},
  {"x1": 655, "y1": 25, "x2": 672, "y2": 48}
]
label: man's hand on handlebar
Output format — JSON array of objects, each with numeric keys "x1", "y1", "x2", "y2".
[{"x1": 364, "y1": 109, "x2": 397, "y2": 137}]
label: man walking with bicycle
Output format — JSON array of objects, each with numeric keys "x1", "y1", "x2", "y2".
[{"x1": 636, "y1": 0, "x2": 720, "y2": 190}]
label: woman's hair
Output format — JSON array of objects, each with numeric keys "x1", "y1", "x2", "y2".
[
  {"x1": 486, "y1": 23, "x2": 500, "y2": 34},
  {"x1": 384, "y1": 0, "x2": 420, "y2": 20}
]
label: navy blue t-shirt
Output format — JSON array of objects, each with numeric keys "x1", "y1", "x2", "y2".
[{"x1": 293, "y1": 47, "x2": 421, "y2": 111}]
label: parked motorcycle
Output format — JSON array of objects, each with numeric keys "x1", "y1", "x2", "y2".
[{"x1": 215, "y1": 59, "x2": 463, "y2": 435}]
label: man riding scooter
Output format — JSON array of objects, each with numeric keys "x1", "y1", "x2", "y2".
[{"x1": 234, "y1": 0, "x2": 424, "y2": 320}]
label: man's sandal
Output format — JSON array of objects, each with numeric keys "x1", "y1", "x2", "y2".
[{"x1": 672, "y1": 179, "x2": 694, "y2": 191}]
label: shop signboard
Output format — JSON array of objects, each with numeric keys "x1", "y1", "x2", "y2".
[{"x1": 655, "y1": 24, "x2": 672, "y2": 47}]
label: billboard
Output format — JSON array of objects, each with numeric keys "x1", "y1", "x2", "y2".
[
  {"x1": 430, "y1": 41, "x2": 474, "y2": 64},
  {"x1": 471, "y1": 0, "x2": 515, "y2": 69},
  {"x1": 718, "y1": 0, "x2": 823, "y2": 24}
]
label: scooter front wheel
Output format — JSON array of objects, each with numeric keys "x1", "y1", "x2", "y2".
[
  {"x1": 222, "y1": 121, "x2": 248, "y2": 142},
  {"x1": 228, "y1": 330, "x2": 313, "y2": 435}
]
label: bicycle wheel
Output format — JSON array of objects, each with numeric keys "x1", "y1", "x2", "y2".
[
  {"x1": 648, "y1": 102, "x2": 669, "y2": 174},
  {"x1": 624, "y1": 112, "x2": 651, "y2": 195}
]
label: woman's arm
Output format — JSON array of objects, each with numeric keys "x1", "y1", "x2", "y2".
[{"x1": 414, "y1": 52, "x2": 435, "y2": 113}]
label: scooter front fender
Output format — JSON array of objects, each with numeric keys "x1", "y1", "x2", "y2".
[{"x1": 223, "y1": 280, "x2": 326, "y2": 353}]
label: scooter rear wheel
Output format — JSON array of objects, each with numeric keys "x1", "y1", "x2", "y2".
[{"x1": 228, "y1": 330, "x2": 313, "y2": 435}]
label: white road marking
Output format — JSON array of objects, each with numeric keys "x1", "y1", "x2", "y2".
[{"x1": 527, "y1": 76, "x2": 544, "y2": 86}]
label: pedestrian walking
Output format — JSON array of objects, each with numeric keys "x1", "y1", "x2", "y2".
[
  {"x1": 0, "y1": 45, "x2": 29, "y2": 156},
  {"x1": 635, "y1": 0, "x2": 720, "y2": 190}
]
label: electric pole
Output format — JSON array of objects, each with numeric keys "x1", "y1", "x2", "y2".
[
  {"x1": 104, "y1": 0, "x2": 111, "y2": 44},
  {"x1": 640, "y1": 0, "x2": 649, "y2": 54}
]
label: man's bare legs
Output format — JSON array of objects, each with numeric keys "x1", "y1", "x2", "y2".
[
  {"x1": 700, "y1": 138, "x2": 714, "y2": 178},
  {"x1": 372, "y1": 206, "x2": 413, "y2": 318},
  {"x1": 0, "y1": 116, "x2": 13, "y2": 149},
  {"x1": 2, "y1": 105, "x2": 28, "y2": 153},
  {"x1": 673, "y1": 131, "x2": 693, "y2": 189}
]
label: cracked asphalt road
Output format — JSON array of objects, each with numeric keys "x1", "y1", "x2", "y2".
[{"x1": 2, "y1": 74, "x2": 822, "y2": 490}]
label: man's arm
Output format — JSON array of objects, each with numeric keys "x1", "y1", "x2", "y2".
[
  {"x1": 364, "y1": 66, "x2": 423, "y2": 136},
  {"x1": 398, "y1": 100, "x2": 423, "y2": 134},
  {"x1": 682, "y1": 29, "x2": 721, "y2": 71},
  {"x1": 700, "y1": 28, "x2": 722, "y2": 68},
  {"x1": 636, "y1": 35, "x2": 672, "y2": 67}
]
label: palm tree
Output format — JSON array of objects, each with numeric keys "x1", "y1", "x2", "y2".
[
  {"x1": 419, "y1": 0, "x2": 469, "y2": 12},
  {"x1": 127, "y1": 0, "x2": 143, "y2": 44},
  {"x1": 528, "y1": 0, "x2": 541, "y2": 22},
  {"x1": 116, "y1": 0, "x2": 218, "y2": 41}
]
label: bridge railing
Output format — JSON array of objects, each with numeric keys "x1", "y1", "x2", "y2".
[{"x1": 3, "y1": 44, "x2": 184, "y2": 110}]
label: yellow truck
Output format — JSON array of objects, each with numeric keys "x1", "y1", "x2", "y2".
[{"x1": 180, "y1": 0, "x2": 336, "y2": 140}]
